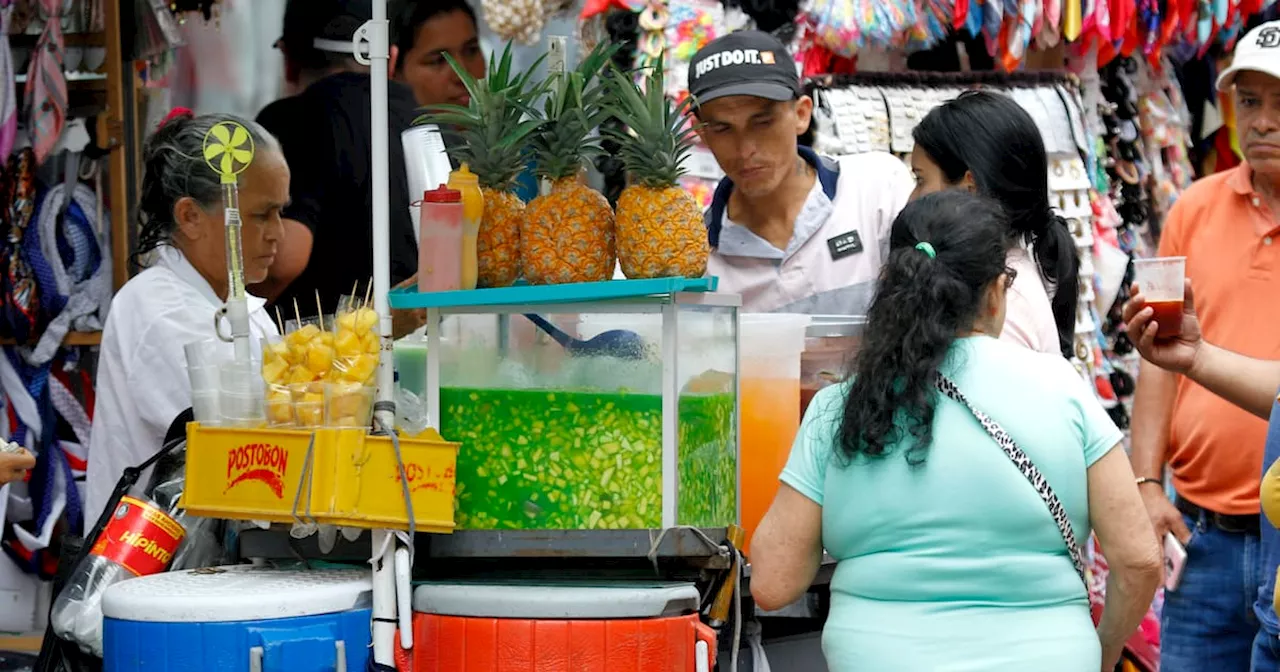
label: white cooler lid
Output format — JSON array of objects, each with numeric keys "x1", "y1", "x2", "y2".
[
  {"x1": 412, "y1": 581, "x2": 699, "y2": 619},
  {"x1": 102, "y1": 565, "x2": 372, "y2": 623}
]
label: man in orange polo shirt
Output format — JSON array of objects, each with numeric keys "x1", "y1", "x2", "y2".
[{"x1": 1130, "y1": 20, "x2": 1280, "y2": 670}]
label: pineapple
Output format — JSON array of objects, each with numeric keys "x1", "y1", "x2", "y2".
[
  {"x1": 602, "y1": 57, "x2": 709, "y2": 279},
  {"x1": 418, "y1": 44, "x2": 546, "y2": 287},
  {"x1": 522, "y1": 41, "x2": 620, "y2": 285}
]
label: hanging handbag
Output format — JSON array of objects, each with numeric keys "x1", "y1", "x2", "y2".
[{"x1": 934, "y1": 374, "x2": 1088, "y2": 582}]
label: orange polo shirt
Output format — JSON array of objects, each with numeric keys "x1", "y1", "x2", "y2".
[{"x1": 1159, "y1": 163, "x2": 1280, "y2": 515}]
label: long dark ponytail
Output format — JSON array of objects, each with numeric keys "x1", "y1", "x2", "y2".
[
  {"x1": 912, "y1": 90, "x2": 1080, "y2": 358},
  {"x1": 837, "y1": 191, "x2": 1011, "y2": 465}
]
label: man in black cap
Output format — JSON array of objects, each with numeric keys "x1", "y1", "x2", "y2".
[
  {"x1": 253, "y1": 0, "x2": 420, "y2": 330},
  {"x1": 691, "y1": 31, "x2": 914, "y2": 315}
]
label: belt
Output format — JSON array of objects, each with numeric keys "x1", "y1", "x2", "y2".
[{"x1": 1176, "y1": 498, "x2": 1260, "y2": 535}]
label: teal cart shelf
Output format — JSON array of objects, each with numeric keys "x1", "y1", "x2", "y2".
[{"x1": 387, "y1": 277, "x2": 719, "y2": 310}]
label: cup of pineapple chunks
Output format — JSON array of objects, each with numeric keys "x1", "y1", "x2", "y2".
[
  {"x1": 331, "y1": 302, "x2": 380, "y2": 386},
  {"x1": 324, "y1": 382, "x2": 374, "y2": 428},
  {"x1": 292, "y1": 382, "x2": 326, "y2": 428}
]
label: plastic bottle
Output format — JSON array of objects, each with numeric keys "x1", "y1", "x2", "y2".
[
  {"x1": 51, "y1": 495, "x2": 186, "y2": 656},
  {"x1": 447, "y1": 164, "x2": 484, "y2": 290},
  {"x1": 418, "y1": 185, "x2": 464, "y2": 293}
]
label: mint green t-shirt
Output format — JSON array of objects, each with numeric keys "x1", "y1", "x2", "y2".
[{"x1": 782, "y1": 336, "x2": 1121, "y2": 671}]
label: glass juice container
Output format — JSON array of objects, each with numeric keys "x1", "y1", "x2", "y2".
[
  {"x1": 801, "y1": 316, "x2": 866, "y2": 417},
  {"x1": 738, "y1": 314, "x2": 810, "y2": 554},
  {"x1": 433, "y1": 302, "x2": 739, "y2": 531}
]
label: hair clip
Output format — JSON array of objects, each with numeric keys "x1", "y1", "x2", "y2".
[{"x1": 915, "y1": 242, "x2": 936, "y2": 258}]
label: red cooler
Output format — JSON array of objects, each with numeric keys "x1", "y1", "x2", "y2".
[{"x1": 396, "y1": 581, "x2": 717, "y2": 671}]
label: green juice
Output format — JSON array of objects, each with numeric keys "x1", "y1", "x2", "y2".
[{"x1": 440, "y1": 387, "x2": 736, "y2": 530}]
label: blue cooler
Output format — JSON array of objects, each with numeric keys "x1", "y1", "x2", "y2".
[{"x1": 101, "y1": 565, "x2": 372, "y2": 672}]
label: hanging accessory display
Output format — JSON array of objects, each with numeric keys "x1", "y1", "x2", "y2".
[
  {"x1": 482, "y1": 0, "x2": 549, "y2": 45},
  {"x1": 202, "y1": 120, "x2": 255, "y2": 363}
]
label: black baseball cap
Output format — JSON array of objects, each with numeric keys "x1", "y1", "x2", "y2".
[
  {"x1": 687, "y1": 31, "x2": 801, "y2": 107},
  {"x1": 279, "y1": 0, "x2": 372, "y2": 57}
]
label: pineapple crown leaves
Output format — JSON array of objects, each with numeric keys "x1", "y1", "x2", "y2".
[
  {"x1": 600, "y1": 56, "x2": 699, "y2": 189},
  {"x1": 529, "y1": 41, "x2": 622, "y2": 181},
  {"x1": 413, "y1": 42, "x2": 549, "y2": 191}
]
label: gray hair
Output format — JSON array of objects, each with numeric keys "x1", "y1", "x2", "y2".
[{"x1": 134, "y1": 112, "x2": 281, "y2": 265}]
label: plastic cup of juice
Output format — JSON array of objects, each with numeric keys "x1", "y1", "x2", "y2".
[{"x1": 1133, "y1": 257, "x2": 1186, "y2": 339}]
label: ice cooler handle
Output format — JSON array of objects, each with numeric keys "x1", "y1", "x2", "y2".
[
  {"x1": 248, "y1": 641, "x2": 347, "y2": 672},
  {"x1": 694, "y1": 621, "x2": 718, "y2": 672}
]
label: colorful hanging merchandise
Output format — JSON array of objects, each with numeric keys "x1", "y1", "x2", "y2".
[
  {"x1": 483, "y1": 0, "x2": 548, "y2": 45},
  {"x1": 24, "y1": 0, "x2": 67, "y2": 166}
]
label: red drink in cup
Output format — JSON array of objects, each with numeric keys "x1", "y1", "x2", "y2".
[{"x1": 1133, "y1": 257, "x2": 1186, "y2": 340}]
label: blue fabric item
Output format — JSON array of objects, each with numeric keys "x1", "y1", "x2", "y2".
[
  {"x1": 1256, "y1": 397, "x2": 1280, "y2": 636},
  {"x1": 1160, "y1": 511, "x2": 1262, "y2": 671},
  {"x1": 24, "y1": 190, "x2": 69, "y2": 326},
  {"x1": 1253, "y1": 627, "x2": 1280, "y2": 672},
  {"x1": 102, "y1": 609, "x2": 372, "y2": 672},
  {"x1": 704, "y1": 146, "x2": 840, "y2": 249}
]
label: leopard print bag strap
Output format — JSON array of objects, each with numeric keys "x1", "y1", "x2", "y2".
[{"x1": 936, "y1": 375, "x2": 1088, "y2": 584}]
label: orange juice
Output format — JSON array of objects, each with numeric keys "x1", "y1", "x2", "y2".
[{"x1": 741, "y1": 375, "x2": 801, "y2": 554}]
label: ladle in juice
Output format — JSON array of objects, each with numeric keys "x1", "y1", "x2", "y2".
[{"x1": 523, "y1": 314, "x2": 646, "y2": 359}]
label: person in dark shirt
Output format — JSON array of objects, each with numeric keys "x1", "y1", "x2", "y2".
[{"x1": 254, "y1": 0, "x2": 419, "y2": 329}]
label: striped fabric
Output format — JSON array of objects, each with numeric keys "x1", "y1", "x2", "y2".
[{"x1": 24, "y1": 0, "x2": 66, "y2": 165}]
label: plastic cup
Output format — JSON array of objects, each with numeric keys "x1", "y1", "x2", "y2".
[
  {"x1": 291, "y1": 382, "x2": 326, "y2": 429},
  {"x1": 324, "y1": 383, "x2": 375, "y2": 428},
  {"x1": 1133, "y1": 257, "x2": 1186, "y2": 339},
  {"x1": 265, "y1": 383, "x2": 296, "y2": 428},
  {"x1": 185, "y1": 339, "x2": 231, "y2": 391},
  {"x1": 191, "y1": 390, "x2": 220, "y2": 426}
]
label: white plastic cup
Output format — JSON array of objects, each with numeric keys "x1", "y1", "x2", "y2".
[{"x1": 1132, "y1": 257, "x2": 1186, "y2": 339}]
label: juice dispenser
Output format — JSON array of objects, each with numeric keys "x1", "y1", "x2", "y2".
[
  {"x1": 801, "y1": 316, "x2": 865, "y2": 417},
  {"x1": 739, "y1": 313, "x2": 811, "y2": 554}
]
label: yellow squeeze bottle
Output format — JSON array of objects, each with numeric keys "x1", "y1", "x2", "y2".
[{"x1": 447, "y1": 164, "x2": 484, "y2": 290}]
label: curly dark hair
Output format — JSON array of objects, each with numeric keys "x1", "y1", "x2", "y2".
[{"x1": 836, "y1": 190, "x2": 1012, "y2": 466}]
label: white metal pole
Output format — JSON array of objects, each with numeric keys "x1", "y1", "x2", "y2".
[{"x1": 363, "y1": 0, "x2": 397, "y2": 666}]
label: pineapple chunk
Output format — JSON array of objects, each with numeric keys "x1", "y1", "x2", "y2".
[
  {"x1": 362, "y1": 332, "x2": 380, "y2": 354},
  {"x1": 342, "y1": 353, "x2": 378, "y2": 384},
  {"x1": 334, "y1": 330, "x2": 361, "y2": 358},
  {"x1": 306, "y1": 342, "x2": 335, "y2": 375},
  {"x1": 288, "y1": 365, "x2": 316, "y2": 385},
  {"x1": 337, "y1": 311, "x2": 357, "y2": 332},
  {"x1": 354, "y1": 308, "x2": 378, "y2": 335},
  {"x1": 261, "y1": 359, "x2": 289, "y2": 385}
]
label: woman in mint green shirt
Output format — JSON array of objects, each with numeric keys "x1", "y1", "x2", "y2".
[{"x1": 750, "y1": 191, "x2": 1162, "y2": 671}]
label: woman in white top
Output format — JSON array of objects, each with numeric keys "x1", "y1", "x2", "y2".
[
  {"x1": 84, "y1": 111, "x2": 287, "y2": 525},
  {"x1": 907, "y1": 90, "x2": 1080, "y2": 357}
]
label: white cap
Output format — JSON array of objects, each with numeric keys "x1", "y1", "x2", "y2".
[{"x1": 1218, "y1": 21, "x2": 1280, "y2": 91}]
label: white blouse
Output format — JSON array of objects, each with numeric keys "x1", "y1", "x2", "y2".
[
  {"x1": 1001, "y1": 246, "x2": 1062, "y2": 356},
  {"x1": 84, "y1": 247, "x2": 278, "y2": 526}
]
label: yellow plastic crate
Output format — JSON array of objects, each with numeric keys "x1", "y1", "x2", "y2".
[{"x1": 181, "y1": 423, "x2": 459, "y2": 533}]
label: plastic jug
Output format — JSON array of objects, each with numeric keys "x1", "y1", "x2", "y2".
[
  {"x1": 740, "y1": 313, "x2": 811, "y2": 554},
  {"x1": 447, "y1": 164, "x2": 483, "y2": 291},
  {"x1": 418, "y1": 185, "x2": 464, "y2": 293}
]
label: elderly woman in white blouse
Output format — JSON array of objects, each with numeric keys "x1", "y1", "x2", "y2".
[{"x1": 84, "y1": 111, "x2": 286, "y2": 525}]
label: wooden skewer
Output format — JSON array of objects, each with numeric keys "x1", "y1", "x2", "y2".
[
  {"x1": 293, "y1": 298, "x2": 303, "y2": 329},
  {"x1": 273, "y1": 306, "x2": 285, "y2": 334},
  {"x1": 315, "y1": 291, "x2": 325, "y2": 330},
  {"x1": 362, "y1": 279, "x2": 373, "y2": 311}
]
